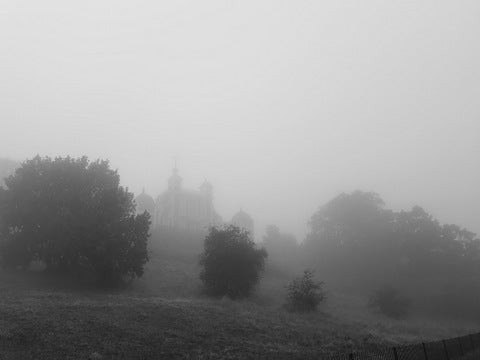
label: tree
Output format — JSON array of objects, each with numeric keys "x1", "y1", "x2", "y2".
[
  {"x1": 306, "y1": 190, "x2": 388, "y2": 249},
  {"x1": 304, "y1": 190, "x2": 480, "y2": 283},
  {"x1": 304, "y1": 191, "x2": 397, "y2": 278},
  {"x1": 199, "y1": 225, "x2": 267, "y2": 299},
  {"x1": 285, "y1": 269, "x2": 326, "y2": 312},
  {"x1": 0, "y1": 155, "x2": 150, "y2": 285}
]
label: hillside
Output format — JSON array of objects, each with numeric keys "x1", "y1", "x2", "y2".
[
  {"x1": 0, "y1": 285, "x2": 376, "y2": 359},
  {"x1": 0, "y1": 254, "x2": 477, "y2": 360}
]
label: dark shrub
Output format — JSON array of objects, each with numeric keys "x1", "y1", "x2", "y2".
[
  {"x1": 369, "y1": 285, "x2": 410, "y2": 319},
  {"x1": 285, "y1": 269, "x2": 326, "y2": 312},
  {"x1": 199, "y1": 225, "x2": 267, "y2": 299}
]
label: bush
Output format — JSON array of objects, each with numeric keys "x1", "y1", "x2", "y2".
[
  {"x1": 285, "y1": 269, "x2": 326, "y2": 312},
  {"x1": 368, "y1": 285, "x2": 410, "y2": 319},
  {"x1": 0, "y1": 155, "x2": 150, "y2": 285},
  {"x1": 199, "y1": 225, "x2": 267, "y2": 299}
]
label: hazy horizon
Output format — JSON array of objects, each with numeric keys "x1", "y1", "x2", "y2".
[{"x1": 1, "y1": 1, "x2": 479, "y2": 240}]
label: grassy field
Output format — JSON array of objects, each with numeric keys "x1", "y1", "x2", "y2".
[{"x1": 0, "y1": 252, "x2": 478, "y2": 359}]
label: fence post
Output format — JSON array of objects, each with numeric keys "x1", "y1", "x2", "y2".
[
  {"x1": 457, "y1": 337, "x2": 464, "y2": 356},
  {"x1": 422, "y1": 342, "x2": 428, "y2": 360},
  {"x1": 392, "y1": 347, "x2": 399, "y2": 360},
  {"x1": 442, "y1": 340, "x2": 450, "y2": 360}
]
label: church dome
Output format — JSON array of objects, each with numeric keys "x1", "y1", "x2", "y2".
[
  {"x1": 135, "y1": 189, "x2": 155, "y2": 215},
  {"x1": 231, "y1": 210, "x2": 254, "y2": 235}
]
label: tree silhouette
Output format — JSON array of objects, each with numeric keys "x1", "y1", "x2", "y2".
[
  {"x1": 0, "y1": 155, "x2": 150, "y2": 285},
  {"x1": 200, "y1": 225, "x2": 267, "y2": 298}
]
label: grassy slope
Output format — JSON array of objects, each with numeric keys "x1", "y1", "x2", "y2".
[{"x1": 0, "y1": 253, "x2": 478, "y2": 360}]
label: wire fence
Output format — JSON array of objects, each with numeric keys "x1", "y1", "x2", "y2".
[{"x1": 339, "y1": 332, "x2": 480, "y2": 360}]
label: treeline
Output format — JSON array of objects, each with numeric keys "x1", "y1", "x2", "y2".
[
  {"x1": 262, "y1": 191, "x2": 480, "y2": 319},
  {"x1": 304, "y1": 191, "x2": 479, "y2": 280},
  {"x1": 1, "y1": 155, "x2": 479, "y2": 319}
]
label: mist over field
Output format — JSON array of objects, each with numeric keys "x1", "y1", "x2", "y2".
[{"x1": 1, "y1": 1, "x2": 480, "y2": 359}]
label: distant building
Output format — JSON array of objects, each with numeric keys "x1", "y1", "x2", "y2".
[
  {"x1": 136, "y1": 166, "x2": 222, "y2": 231},
  {"x1": 231, "y1": 209, "x2": 254, "y2": 236},
  {"x1": 136, "y1": 166, "x2": 254, "y2": 235},
  {"x1": 135, "y1": 188, "x2": 155, "y2": 216}
]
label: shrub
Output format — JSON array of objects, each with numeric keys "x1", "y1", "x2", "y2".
[
  {"x1": 368, "y1": 285, "x2": 410, "y2": 319},
  {"x1": 285, "y1": 269, "x2": 326, "y2": 312},
  {"x1": 199, "y1": 225, "x2": 267, "y2": 299}
]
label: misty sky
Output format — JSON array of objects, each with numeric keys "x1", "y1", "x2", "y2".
[{"x1": 1, "y1": 1, "x2": 479, "y2": 240}]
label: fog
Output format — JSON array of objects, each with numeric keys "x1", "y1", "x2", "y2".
[{"x1": 1, "y1": 0, "x2": 479, "y2": 240}]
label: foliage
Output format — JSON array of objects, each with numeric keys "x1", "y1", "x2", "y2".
[
  {"x1": 368, "y1": 285, "x2": 410, "y2": 319},
  {"x1": 304, "y1": 190, "x2": 480, "y2": 279},
  {"x1": 285, "y1": 269, "x2": 326, "y2": 312},
  {"x1": 199, "y1": 225, "x2": 267, "y2": 299},
  {"x1": 0, "y1": 155, "x2": 150, "y2": 285}
]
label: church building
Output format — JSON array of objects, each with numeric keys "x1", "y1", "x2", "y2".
[{"x1": 135, "y1": 166, "x2": 223, "y2": 232}]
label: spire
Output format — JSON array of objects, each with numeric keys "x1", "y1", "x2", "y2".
[{"x1": 168, "y1": 160, "x2": 182, "y2": 191}]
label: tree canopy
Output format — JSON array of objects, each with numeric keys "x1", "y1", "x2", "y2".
[
  {"x1": 0, "y1": 155, "x2": 150, "y2": 285},
  {"x1": 305, "y1": 190, "x2": 480, "y2": 279},
  {"x1": 199, "y1": 225, "x2": 267, "y2": 298}
]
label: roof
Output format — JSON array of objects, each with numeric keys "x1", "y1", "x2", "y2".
[{"x1": 135, "y1": 190, "x2": 155, "y2": 212}]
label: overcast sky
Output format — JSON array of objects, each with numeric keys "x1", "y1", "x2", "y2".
[{"x1": 1, "y1": 1, "x2": 479, "y2": 240}]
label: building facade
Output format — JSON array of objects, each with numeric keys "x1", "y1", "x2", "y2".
[{"x1": 135, "y1": 167, "x2": 222, "y2": 232}]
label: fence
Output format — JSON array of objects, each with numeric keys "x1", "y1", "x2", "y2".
[{"x1": 335, "y1": 332, "x2": 480, "y2": 360}]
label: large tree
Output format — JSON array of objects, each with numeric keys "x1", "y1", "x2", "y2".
[{"x1": 0, "y1": 155, "x2": 150, "y2": 285}]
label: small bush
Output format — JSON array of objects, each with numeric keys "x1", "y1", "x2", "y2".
[
  {"x1": 285, "y1": 269, "x2": 326, "y2": 312},
  {"x1": 199, "y1": 225, "x2": 267, "y2": 299},
  {"x1": 368, "y1": 285, "x2": 410, "y2": 319}
]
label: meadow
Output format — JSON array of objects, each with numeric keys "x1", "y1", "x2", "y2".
[{"x1": 0, "y1": 242, "x2": 478, "y2": 360}]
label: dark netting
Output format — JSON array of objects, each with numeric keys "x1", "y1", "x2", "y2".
[
  {"x1": 444, "y1": 337, "x2": 463, "y2": 358},
  {"x1": 396, "y1": 344, "x2": 425, "y2": 360},
  {"x1": 424, "y1": 340, "x2": 448, "y2": 360}
]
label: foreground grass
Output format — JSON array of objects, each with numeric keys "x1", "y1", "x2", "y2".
[
  {"x1": 0, "y1": 287, "x2": 391, "y2": 360},
  {"x1": 0, "y1": 257, "x2": 478, "y2": 360}
]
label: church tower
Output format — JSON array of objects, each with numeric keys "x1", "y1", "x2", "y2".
[
  {"x1": 167, "y1": 165, "x2": 181, "y2": 227},
  {"x1": 168, "y1": 165, "x2": 182, "y2": 192}
]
